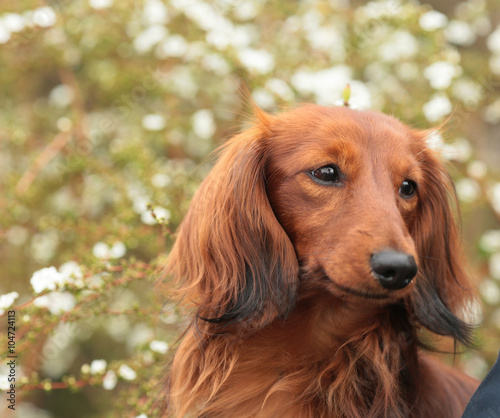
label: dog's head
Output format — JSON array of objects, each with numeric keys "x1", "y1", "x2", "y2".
[{"x1": 167, "y1": 104, "x2": 476, "y2": 345}]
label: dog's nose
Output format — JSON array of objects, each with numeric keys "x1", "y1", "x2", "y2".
[{"x1": 370, "y1": 251, "x2": 417, "y2": 290}]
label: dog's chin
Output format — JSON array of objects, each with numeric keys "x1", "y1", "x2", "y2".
[{"x1": 319, "y1": 274, "x2": 413, "y2": 303}]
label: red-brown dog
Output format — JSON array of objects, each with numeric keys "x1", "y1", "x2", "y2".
[{"x1": 166, "y1": 104, "x2": 479, "y2": 417}]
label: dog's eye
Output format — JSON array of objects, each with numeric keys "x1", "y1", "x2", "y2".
[
  {"x1": 310, "y1": 165, "x2": 341, "y2": 184},
  {"x1": 399, "y1": 180, "x2": 417, "y2": 198}
]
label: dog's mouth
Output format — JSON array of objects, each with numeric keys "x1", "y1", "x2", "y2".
[
  {"x1": 314, "y1": 267, "x2": 393, "y2": 301},
  {"x1": 326, "y1": 276, "x2": 390, "y2": 300}
]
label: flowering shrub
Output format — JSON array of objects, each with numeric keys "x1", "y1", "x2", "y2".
[{"x1": 1, "y1": 0, "x2": 500, "y2": 416}]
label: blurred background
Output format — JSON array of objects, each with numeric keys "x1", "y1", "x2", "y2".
[{"x1": 1, "y1": 0, "x2": 500, "y2": 416}]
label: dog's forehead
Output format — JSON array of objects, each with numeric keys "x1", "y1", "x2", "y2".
[
  {"x1": 269, "y1": 105, "x2": 420, "y2": 161},
  {"x1": 277, "y1": 106, "x2": 413, "y2": 143}
]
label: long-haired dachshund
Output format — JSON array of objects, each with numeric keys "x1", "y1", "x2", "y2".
[{"x1": 165, "y1": 104, "x2": 479, "y2": 417}]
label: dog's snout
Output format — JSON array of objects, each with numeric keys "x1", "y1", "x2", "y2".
[{"x1": 370, "y1": 251, "x2": 417, "y2": 290}]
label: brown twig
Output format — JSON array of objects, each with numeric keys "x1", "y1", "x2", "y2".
[
  {"x1": 15, "y1": 131, "x2": 70, "y2": 195},
  {"x1": 58, "y1": 68, "x2": 87, "y2": 146},
  {"x1": 20, "y1": 379, "x2": 91, "y2": 391}
]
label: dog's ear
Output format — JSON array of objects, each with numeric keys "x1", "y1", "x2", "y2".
[
  {"x1": 411, "y1": 134, "x2": 477, "y2": 347},
  {"x1": 167, "y1": 115, "x2": 298, "y2": 332}
]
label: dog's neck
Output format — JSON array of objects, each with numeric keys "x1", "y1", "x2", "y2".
[
  {"x1": 261, "y1": 292, "x2": 420, "y2": 415},
  {"x1": 281, "y1": 292, "x2": 390, "y2": 343},
  {"x1": 186, "y1": 292, "x2": 421, "y2": 417}
]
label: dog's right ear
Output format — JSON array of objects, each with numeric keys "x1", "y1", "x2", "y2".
[
  {"x1": 410, "y1": 133, "x2": 477, "y2": 348},
  {"x1": 166, "y1": 115, "x2": 299, "y2": 332}
]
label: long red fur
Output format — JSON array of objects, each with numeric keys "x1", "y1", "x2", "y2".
[{"x1": 163, "y1": 104, "x2": 479, "y2": 417}]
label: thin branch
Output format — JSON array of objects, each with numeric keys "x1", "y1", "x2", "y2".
[{"x1": 15, "y1": 131, "x2": 70, "y2": 195}]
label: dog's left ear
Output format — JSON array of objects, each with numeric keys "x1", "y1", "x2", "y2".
[
  {"x1": 411, "y1": 132, "x2": 477, "y2": 347},
  {"x1": 166, "y1": 111, "x2": 299, "y2": 332}
]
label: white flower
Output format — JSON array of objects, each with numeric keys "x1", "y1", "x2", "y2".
[
  {"x1": 127, "y1": 324, "x2": 154, "y2": 349},
  {"x1": 440, "y1": 137, "x2": 471, "y2": 162},
  {"x1": 3, "y1": 13, "x2": 25, "y2": 33},
  {"x1": 228, "y1": 25, "x2": 255, "y2": 49},
  {"x1": 59, "y1": 261, "x2": 84, "y2": 287},
  {"x1": 355, "y1": 1, "x2": 396, "y2": 20},
  {"x1": 291, "y1": 65, "x2": 352, "y2": 106},
  {"x1": 487, "y1": 26, "x2": 500, "y2": 54},
  {"x1": 33, "y1": 7, "x2": 57, "y2": 28},
  {"x1": 455, "y1": 178, "x2": 480, "y2": 203},
  {"x1": 160, "y1": 310, "x2": 178, "y2": 324},
  {"x1": 132, "y1": 196, "x2": 150, "y2": 214},
  {"x1": 237, "y1": 48, "x2": 274, "y2": 74},
  {"x1": 30, "y1": 267, "x2": 65, "y2": 293},
  {"x1": 480, "y1": 230, "x2": 500, "y2": 253},
  {"x1": 151, "y1": 173, "x2": 171, "y2": 188},
  {"x1": 462, "y1": 354, "x2": 489, "y2": 380},
  {"x1": 33, "y1": 292, "x2": 76, "y2": 315},
  {"x1": 143, "y1": 0, "x2": 168, "y2": 25},
  {"x1": 150, "y1": 340, "x2": 169, "y2": 354},
  {"x1": 118, "y1": 364, "x2": 137, "y2": 381},
  {"x1": 177, "y1": 0, "x2": 225, "y2": 32},
  {"x1": 192, "y1": 109, "x2": 216, "y2": 140},
  {"x1": 133, "y1": 25, "x2": 167, "y2": 54},
  {"x1": 136, "y1": 414, "x2": 148, "y2": 418},
  {"x1": 92, "y1": 242, "x2": 127, "y2": 259},
  {"x1": 451, "y1": 79, "x2": 483, "y2": 106},
  {"x1": 234, "y1": 0, "x2": 259, "y2": 20},
  {"x1": 424, "y1": 131, "x2": 444, "y2": 150},
  {"x1": 252, "y1": 89, "x2": 275, "y2": 108},
  {"x1": 92, "y1": 242, "x2": 109, "y2": 259},
  {"x1": 142, "y1": 114, "x2": 166, "y2": 131},
  {"x1": 105, "y1": 316, "x2": 131, "y2": 341},
  {"x1": 103, "y1": 370, "x2": 117, "y2": 390},
  {"x1": 422, "y1": 94, "x2": 452, "y2": 122},
  {"x1": 0, "y1": 372, "x2": 9, "y2": 391},
  {"x1": 57, "y1": 117, "x2": 73, "y2": 132},
  {"x1": 109, "y1": 242, "x2": 126, "y2": 259},
  {"x1": 166, "y1": 67, "x2": 197, "y2": 99},
  {"x1": 489, "y1": 252, "x2": 500, "y2": 280},
  {"x1": 201, "y1": 54, "x2": 230, "y2": 76},
  {"x1": 266, "y1": 79, "x2": 294, "y2": 101},
  {"x1": 484, "y1": 99, "x2": 500, "y2": 123},
  {"x1": 473, "y1": 16, "x2": 491, "y2": 36},
  {"x1": 49, "y1": 84, "x2": 74, "y2": 108},
  {"x1": 88, "y1": 273, "x2": 105, "y2": 289},
  {"x1": 444, "y1": 20, "x2": 476, "y2": 46},
  {"x1": 157, "y1": 35, "x2": 188, "y2": 58},
  {"x1": 31, "y1": 231, "x2": 60, "y2": 263},
  {"x1": 424, "y1": 62, "x2": 457, "y2": 90},
  {"x1": 480, "y1": 280, "x2": 500, "y2": 305},
  {"x1": 90, "y1": 359, "x2": 107, "y2": 375},
  {"x1": 378, "y1": 31, "x2": 418, "y2": 62},
  {"x1": 467, "y1": 161, "x2": 487, "y2": 179},
  {"x1": 89, "y1": 0, "x2": 113, "y2": 10},
  {"x1": 419, "y1": 10, "x2": 448, "y2": 31},
  {"x1": 306, "y1": 25, "x2": 345, "y2": 59},
  {"x1": 0, "y1": 292, "x2": 19, "y2": 315},
  {"x1": 141, "y1": 207, "x2": 171, "y2": 225}
]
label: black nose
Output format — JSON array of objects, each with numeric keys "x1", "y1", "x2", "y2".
[{"x1": 370, "y1": 251, "x2": 417, "y2": 290}]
